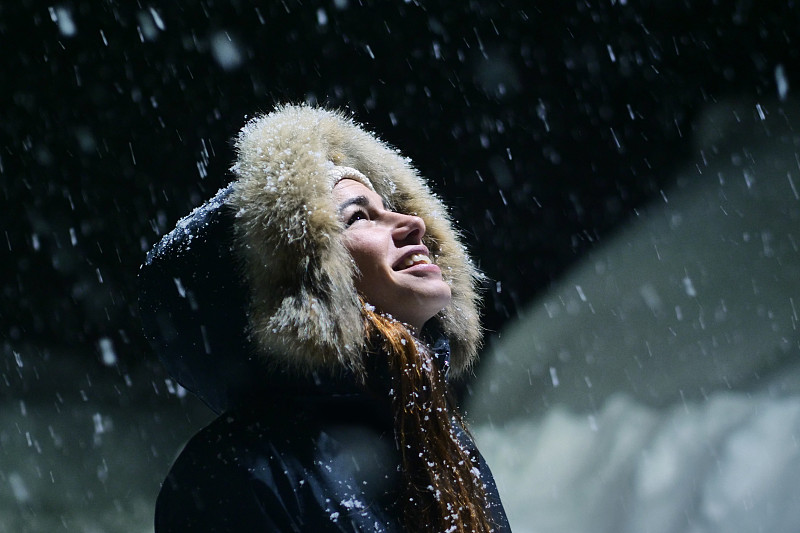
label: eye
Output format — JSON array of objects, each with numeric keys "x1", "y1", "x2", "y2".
[{"x1": 345, "y1": 210, "x2": 368, "y2": 227}]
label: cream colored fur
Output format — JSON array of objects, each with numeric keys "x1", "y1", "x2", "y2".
[{"x1": 229, "y1": 104, "x2": 483, "y2": 377}]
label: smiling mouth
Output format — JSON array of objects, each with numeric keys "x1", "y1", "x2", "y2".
[{"x1": 398, "y1": 253, "x2": 432, "y2": 270}]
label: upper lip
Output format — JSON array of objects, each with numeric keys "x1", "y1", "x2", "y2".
[{"x1": 393, "y1": 246, "x2": 432, "y2": 271}]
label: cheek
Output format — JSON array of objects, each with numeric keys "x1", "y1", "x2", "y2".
[
  {"x1": 343, "y1": 235, "x2": 389, "y2": 279},
  {"x1": 349, "y1": 250, "x2": 391, "y2": 304}
]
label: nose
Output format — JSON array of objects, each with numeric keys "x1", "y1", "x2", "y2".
[{"x1": 390, "y1": 212, "x2": 426, "y2": 245}]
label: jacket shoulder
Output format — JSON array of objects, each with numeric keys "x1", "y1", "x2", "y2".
[
  {"x1": 155, "y1": 406, "x2": 406, "y2": 532},
  {"x1": 154, "y1": 413, "x2": 302, "y2": 532}
]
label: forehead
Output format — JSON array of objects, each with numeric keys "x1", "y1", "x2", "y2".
[{"x1": 332, "y1": 179, "x2": 386, "y2": 207}]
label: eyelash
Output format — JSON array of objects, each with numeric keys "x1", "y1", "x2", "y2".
[{"x1": 345, "y1": 210, "x2": 368, "y2": 227}]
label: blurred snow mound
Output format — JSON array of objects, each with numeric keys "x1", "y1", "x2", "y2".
[
  {"x1": 469, "y1": 98, "x2": 800, "y2": 532},
  {"x1": 474, "y1": 387, "x2": 800, "y2": 533}
]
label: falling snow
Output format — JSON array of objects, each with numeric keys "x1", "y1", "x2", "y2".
[
  {"x1": 49, "y1": 6, "x2": 76, "y2": 37},
  {"x1": 210, "y1": 31, "x2": 244, "y2": 70},
  {"x1": 4, "y1": 3, "x2": 799, "y2": 533}
]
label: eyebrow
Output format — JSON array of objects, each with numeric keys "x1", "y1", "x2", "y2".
[
  {"x1": 336, "y1": 195, "x2": 390, "y2": 215},
  {"x1": 337, "y1": 195, "x2": 370, "y2": 215}
]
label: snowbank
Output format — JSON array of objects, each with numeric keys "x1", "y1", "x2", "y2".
[
  {"x1": 474, "y1": 387, "x2": 800, "y2": 533},
  {"x1": 468, "y1": 98, "x2": 800, "y2": 532}
]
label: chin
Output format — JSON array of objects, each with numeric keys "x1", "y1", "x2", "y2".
[
  {"x1": 363, "y1": 279, "x2": 451, "y2": 330},
  {"x1": 404, "y1": 292, "x2": 452, "y2": 329}
]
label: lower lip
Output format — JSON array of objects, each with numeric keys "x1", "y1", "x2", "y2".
[{"x1": 399, "y1": 263, "x2": 441, "y2": 274}]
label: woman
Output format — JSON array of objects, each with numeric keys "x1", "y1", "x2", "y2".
[{"x1": 139, "y1": 104, "x2": 510, "y2": 532}]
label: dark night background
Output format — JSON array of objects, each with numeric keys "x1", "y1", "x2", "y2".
[
  {"x1": 4, "y1": 0, "x2": 797, "y2": 365},
  {"x1": 2, "y1": 1, "x2": 800, "y2": 531}
]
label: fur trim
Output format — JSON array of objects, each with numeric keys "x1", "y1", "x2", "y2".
[{"x1": 229, "y1": 104, "x2": 483, "y2": 376}]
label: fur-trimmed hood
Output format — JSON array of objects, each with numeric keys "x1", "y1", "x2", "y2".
[
  {"x1": 139, "y1": 104, "x2": 483, "y2": 412},
  {"x1": 230, "y1": 104, "x2": 483, "y2": 375}
]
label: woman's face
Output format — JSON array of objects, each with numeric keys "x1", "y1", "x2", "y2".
[{"x1": 332, "y1": 179, "x2": 452, "y2": 331}]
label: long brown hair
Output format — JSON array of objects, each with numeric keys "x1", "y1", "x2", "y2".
[{"x1": 362, "y1": 304, "x2": 495, "y2": 533}]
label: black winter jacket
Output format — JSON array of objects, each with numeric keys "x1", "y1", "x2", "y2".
[{"x1": 154, "y1": 352, "x2": 510, "y2": 532}]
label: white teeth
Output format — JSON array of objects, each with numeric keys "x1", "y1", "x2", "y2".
[{"x1": 403, "y1": 253, "x2": 432, "y2": 267}]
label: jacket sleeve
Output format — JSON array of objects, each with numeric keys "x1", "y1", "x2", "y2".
[
  {"x1": 154, "y1": 437, "x2": 303, "y2": 533},
  {"x1": 451, "y1": 420, "x2": 512, "y2": 532}
]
